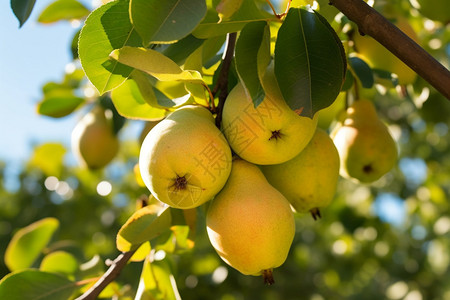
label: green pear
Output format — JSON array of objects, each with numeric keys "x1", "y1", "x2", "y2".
[
  {"x1": 261, "y1": 128, "x2": 340, "y2": 220},
  {"x1": 71, "y1": 105, "x2": 119, "y2": 169},
  {"x1": 332, "y1": 99, "x2": 398, "y2": 183},
  {"x1": 222, "y1": 75, "x2": 317, "y2": 165},
  {"x1": 139, "y1": 105, "x2": 232, "y2": 209},
  {"x1": 206, "y1": 159, "x2": 295, "y2": 284}
]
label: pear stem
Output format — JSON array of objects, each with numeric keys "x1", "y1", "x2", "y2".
[
  {"x1": 310, "y1": 207, "x2": 322, "y2": 220},
  {"x1": 262, "y1": 269, "x2": 275, "y2": 285},
  {"x1": 213, "y1": 32, "x2": 237, "y2": 129}
]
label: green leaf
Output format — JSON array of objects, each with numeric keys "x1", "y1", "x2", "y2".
[
  {"x1": 136, "y1": 257, "x2": 180, "y2": 300},
  {"x1": 162, "y1": 34, "x2": 205, "y2": 65},
  {"x1": 193, "y1": 0, "x2": 270, "y2": 38},
  {"x1": 348, "y1": 56, "x2": 374, "y2": 88},
  {"x1": 38, "y1": 0, "x2": 90, "y2": 24},
  {"x1": 274, "y1": 8, "x2": 346, "y2": 117},
  {"x1": 111, "y1": 76, "x2": 169, "y2": 120},
  {"x1": 110, "y1": 46, "x2": 203, "y2": 83},
  {"x1": 28, "y1": 143, "x2": 66, "y2": 177},
  {"x1": 10, "y1": 0, "x2": 36, "y2": 27},
  {"x1": 78, "y1": 0, "x2": 142, "y2": 94},
  {"x1": 0, "y1": 269, "x2": 76, "y2": 300},
  {"x1": 40, "y1": 251, "x2": 78, "y2": 276},
  {"x1": 216, "y1": 0, "x2": 244, "y2": 22},
  {"x1": 117, "y1": 205, "x2": 172, "y2": 252},
  {"x1": 37, "y1": 94, "x2": 84, "y2": 118},
  {"x1": 372, "y1": 68, "x2": 399, "y2": 87},
  {"x1": 5, "y1": 218, "x2": 59, "y2": 272},
  {"x1": 235, "y1": 21, "x2": 270, "y2": 107},
  {"x1": 341, "y1": 69, "x2": 354, "y2": 91},
  {"x1": 130, "y1": 0, "x2": 207, "y2": 45}
]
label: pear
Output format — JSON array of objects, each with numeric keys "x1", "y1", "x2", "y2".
[
  {"x1": 206, "y1": 159, "x2": 295, "y2": 284},
  {"x1": 222, "y1": 75, "x2": 317, "y2": 165},
  {"x1": 71, "y1": 105, "x2": 119, "y2": 169},
  {"x1": 332, "y1": 99, "x2": 398, "y2": 183},
  {"x1": 139, "y1": 105, "x2": 232, "y2": 209},
  {"x1": 261, "y1": 128, "x2": 340, "y2": 220}
]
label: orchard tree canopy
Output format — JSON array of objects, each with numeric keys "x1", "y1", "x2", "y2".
[{"x1": 1, "y1": 0, "x2": 450, "y2": 299}]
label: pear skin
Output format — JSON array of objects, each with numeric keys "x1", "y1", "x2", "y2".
[
  {"x1": 332, "y1": 99, "x2": 398, "y2": 183},
  {"x1": 139, "y1": 105, "x2": 232, "y2": 209},
  {"x1": 71, "y1": 106, "x2": 119, "y2": 169},
  {"x1": 206, "y1": 159, "x2": 295, "y2": 284},
  {"x1": 261, "y1": 128, "x2": 340, "y2": 219},
  {"x1": 222, "y1": 82, "x2": 317, "y2": 165}
]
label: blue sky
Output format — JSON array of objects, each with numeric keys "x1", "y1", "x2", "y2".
[{"x1": 0, "y1": 0, "x2": 93, "y2": 165}]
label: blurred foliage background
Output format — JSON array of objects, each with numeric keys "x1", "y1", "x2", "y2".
[{"x1": 1, "y1": 0, "x2": 450, "y2": 299}]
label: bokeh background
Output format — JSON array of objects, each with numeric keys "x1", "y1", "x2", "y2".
[{"x1": 1, "y1": 0, "x2": 449, "y2": 299}]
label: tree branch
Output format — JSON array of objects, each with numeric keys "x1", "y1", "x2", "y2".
[
  {"x1": 329, "y1": 0, "x2": 450, "y2": 100},
  {"x1": 213, "y1": 32, "x2": 237, "y2": 128},
  {"x1": 75, "y1": 250, "x2": 136, "y2": 300}
]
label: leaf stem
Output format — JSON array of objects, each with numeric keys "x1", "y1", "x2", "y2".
[{"x1": 213, "y1": 32, "x2": 237, "y2": 128}]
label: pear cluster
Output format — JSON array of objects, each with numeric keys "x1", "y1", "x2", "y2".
[{"x1": 138, "y1": 77, "x2": 398, "y2": 284}]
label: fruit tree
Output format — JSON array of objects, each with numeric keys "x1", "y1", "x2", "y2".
[{"x1": 1, "y1": 0, "x2": 450, "y2": 299}]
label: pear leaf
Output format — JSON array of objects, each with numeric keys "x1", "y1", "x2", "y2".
[
  {"x1": 117, "y1": 205, "x2": 172, "y2": 252},
  {"x1": 38, "y1": 0, "x2": 90, "y2": 24},
  {"x1": 130, "y1": 0, "x2": 207, "y2": 45},
  {"x1": 235, "y1": 21, "x2": 271, "y2": 108},
  {"x1": 40, "y1": 251, "x2": 78, "y2": 276},
  {"x1": 193, "y1": 0, "x2": 270, "y2": 38},
  {"x1": 216, "y1": 0, "x2": 244, "y2": 22},
  {"x1": 37, "y1": 94, "x2": 84, "y2": 118},
  {"x1": 11, "y1": 0, "x2": 36, "y2": 27},
  {"x1": 110, "y1": 46, "x2": 203, "y2": 83},
  {"x1": 274, "y1": 8, "x2": 346, "y2": 117},
  {"x1": 349, "y1": 56, "x2": 374, "y2": 88},
  {"x1": 5, "y1": 218, "x2": 59, "y2": 272},
  {"x1": 111, "y1": 76, "x2": 169, "y2": 121},
  {"x1": 78, "y1": 0, "x2": 142, "y2": 94},
  {"x1": 136, "y1": 257, "x2": 180, "y2": 300},
  {"x1": 0, "y1": 269, "x2": 77, "y2": 300}
]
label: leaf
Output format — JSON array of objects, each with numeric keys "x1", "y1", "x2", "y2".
[
  {"x1": 10, "y1": 0, "x2": 36, "y2": 27},
  {"x1": 78, "y1": 0, "x2": 142, "y2": 94},
  {"x1": 110, "y1": 46, "x2": 203, "y2": 83},
  {"x1": 130, "y1": 242, "x2": 152, "y2": 262},
  {"x1": 38, "y1": 0, "x2": 90, "y2": 24},
  {"x1": 116, "y1": 205, "x2": 172, "y2": 252},
  {"x1": 37, "y1": 94, "x2": 84, "y2": 118},
  {"x1": 111, "y1": 76, "x2": 169, "y2": 120},
  {"x1": 235, "y1": 21, "x2": 270, "y2": 107},
  {"x1": 40, "y1": 251, "x2": 79, "y2": 276},
  {"x1": 341, "y1": 69, "x2": 354, "y2": 91},
  {"x1": 274, "y1": 8, "x2": 346, "y2": 117},
  {"x1": 130, "y1": 0, "x2": 207, "y2": 45},
  {"x1": 372, "y1": 68, "x2": 399, "y2": 87},
  {"x1": 28, "y1": 143, "x2": 66, "y2": 177},
  {"x1": 135, "y1": 257, "x2": 180, "y2": 300},
  {"x1": 348, "y1": 55, "x2": 374, "y2": 88},
  {"x1": 5, "y1": 218, "x2": 60, "y2": 272},
  {"x1": 216, "y1": 0, "x2": 243, "y2": 22},
  {"x1": 162, "y1": 35, "x2": 205, "y2": 65},
  {"x1": 193, "y1": 0, "x2": 270, "y2": 38},
  {"x1": 0, "y1": 269, "x2": 77, "y2": 300}
]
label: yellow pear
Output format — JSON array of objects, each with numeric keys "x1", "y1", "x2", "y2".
[
  {"x1": 332, "y1": 99, "x2": 398, "y2": 183},
  {"x1": 206, "y1": 159, "x2": 295, "y2": 284},
  {"x1": 222, "y1": 77, "x2": 317, "y2": 165},
  {"x1": 71, "y1": 106, "x2": 119, "y2": 169},
  {"x1": 261, "y1": 128, "x2": 340, "y2": 220},
  {"x1": 139, "y1": 105, "x2": 232, "y2": 209},
  {"x1": 353, "y1": 17, "x2": 418, "y2": 85}
]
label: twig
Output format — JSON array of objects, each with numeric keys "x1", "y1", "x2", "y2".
[
  {"x1": 329, "y1": 0, "x2": 450, "y2": 100},
  {"x1": 213, "y1": 32, "x2": 237, "y2": 128},
  {"x1": 75, "y1": 250, "x2": 136, "y2": 300}
]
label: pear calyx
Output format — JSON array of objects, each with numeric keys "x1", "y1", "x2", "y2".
[
  {"x1": 269, "y1": 130, "x2": 283, "y2": 141},
  {"x1": 310, "y1": 207, "x2": 322, "y2": 220},
  {"x1": 172, "y1": 175, "x2": 188, "y2": 191}
]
